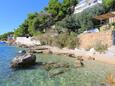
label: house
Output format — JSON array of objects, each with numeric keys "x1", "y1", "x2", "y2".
[
  {"x1": 74, "y1": 0, "x2": 102, "y2": 14},
  {"x1": 95, "y1": 12, "x2": 115, "y2": 31}
]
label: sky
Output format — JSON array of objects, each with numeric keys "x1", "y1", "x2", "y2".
[{"x1": 0, "y1": 0, "x2": 49, "y2": 34}]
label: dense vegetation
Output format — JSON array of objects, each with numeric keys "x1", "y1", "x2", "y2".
[
  {"x1": 35, "y1": 32, "x2": 79, "y2": 49},
  {"x1": 0, "y1": 32, "x2": 14, "y2": 41},
  {"x1": 0, "y1": 0, "x2": 114, "y2": 49},
  {"x1": 56, "y1": 0, "x2": 115, "y2": 34},
  {"x1": 56, "y1": 4, "x2": 105, "y2": 33},
  {"x1": 13, "y1": 0, "x2": 115, "y2": 37},
  {"x1": 14, "y1": 0, "x2": 78, "y2": 37}
]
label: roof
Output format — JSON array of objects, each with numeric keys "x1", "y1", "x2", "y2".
[{"x1": 95, "y1": 12, "x2": 115, "y2": 20}]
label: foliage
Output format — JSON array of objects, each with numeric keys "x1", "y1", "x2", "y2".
[
  {"x1": 55, "y1": 32, "x2": 79, "y2": 49},
  {"x1": 14, "y1": 12, "x2": 54, "y2": 37},
  {"x1": 94, "y1": 41, "x2": 108, "y2": 53},
  {"x1": 27, "y1": 12, "x2": 38, "y2": 35},
  {"x1": 56, "y1": 15, "x2": 80, "y2": 33},
  {"x1": 35, "y1": 32, "x2": 79, "y2": 49},
  {"x1": 61, "y1": 0, "x2": 78, "y2": 15},
  {"x1": 74, "y1": 4, "x2": 105, "y2": 33},
  {"x1": 14, "y1": 20, "x2": 29, "y2": 37},
  {"x1": 102, "y1": 0, "x2": 114, "y2": 10},
  {"x1": 45, "y1": 0, "x2": 78, "y2": 21},
  {"x1": 56, "y1": 4, "x2": 105, "y2": 34},
  {"x1": 0, "y1": 32, "x2": 14, "y2": 40},
  {"x1": 45, "y1": 0, "x2": 61, "y2": 17},
  {"x1": 13, "y1": 0, "x2": 79, "y2": 37},
  {"x1": 112, "y1": 22, "x2": 115, "y2": 26},
  {"x1": 35, "y1": 34, "x2": 54, "y2": 45}
]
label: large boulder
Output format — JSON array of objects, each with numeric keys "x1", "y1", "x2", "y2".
[{"x1": 11, "y1": 53, "x2": 36, "y2": 68}]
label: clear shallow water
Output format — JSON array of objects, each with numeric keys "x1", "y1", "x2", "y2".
[{"x1": 0, "y1": 45, "x2": 115, "y2": 86}]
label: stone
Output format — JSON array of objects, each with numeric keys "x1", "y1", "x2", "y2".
[
  {"x1": 11, "y1": 53, "x2": 36, "y2": 68},
  {"x1": 18, "y1": 50, "x2": 26, "y2": 55},
  {"x1": 107, "y1": 73, "x2": 115, "y2": 86},
  {"x1": 49, "y1": 69, "x2": 64, "y2": 78},
  {"x1": 43, "y1": 62, "x2": 69, "y2": 71}
]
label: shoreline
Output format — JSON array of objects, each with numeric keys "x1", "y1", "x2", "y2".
[{"x1": 19, "y1": 45, "x2": 115, "y2": 66}]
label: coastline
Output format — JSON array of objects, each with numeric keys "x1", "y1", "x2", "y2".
[{"x1": 17, "y1": 44, "x2": 115, "y2": 66}]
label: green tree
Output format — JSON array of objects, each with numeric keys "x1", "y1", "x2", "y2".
[
  {"x1": 103, "y1": 0, "x2": 114, "y2": 10},
  {"x1": 74, "y1": 4, "x2": 105, "y2": 33},
  {"x1": 30, "y1": 13, "x2": 54, "y2": 34},
  {"x1": 0, "y1": 32, "x2": 14, "y2": 40},
  {"x1": 14, "y1": 20, "x2": 29, "y2": 37},
  {"x1": 27, "y1": 12, "x2": 38, "y2": 35},
  {"x1": 45, "y1": 0, "x2": 61, "y2": 17},
  {"x1": 56, "y1": 15, "x2": 80, "y2": 33},
  {"x1": 62, "y1": 0, "x2": 78, "y2": 14}
]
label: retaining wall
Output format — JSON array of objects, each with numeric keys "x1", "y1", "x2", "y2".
[{"x1": 79, "y1": 31, "x2": 112, "y2": 49}]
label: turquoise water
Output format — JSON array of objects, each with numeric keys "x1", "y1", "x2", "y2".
[{"x1": 0, "y1": 45, "x2": 115, "y2": 86}]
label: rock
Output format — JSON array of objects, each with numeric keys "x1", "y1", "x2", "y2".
[
  {"x1": 107, "y1": 73, "x2": 115, "y2": 86},
  {"x1": 100, "y1": 83, "x2": 110, "y2": 86},
  {"x1": 88, "y1": 56, "x2": 95, "y2": 60},
  {"x1": 75, "y1": 60, "x2": 84, "y2": 67},
  {"x1": 87, "y1": 48, "x2": 96, "y2": 56},
  {"x1": 68, "y1": 54, "x2": 76, "y2": 58},
  {"x1": 18, "y1": 44, "x2": 29, "y2": 48},
  {"x1": 11, "y1": 53, "x2": 36, "y2": 68},
  {"x1": 43, "y1": 62, "x2": 70, "y2": 71},
  {"x1": 42, "y1": 49, "x2": 52, "y2": 54},
  {"x1": 32, "y1": 50, "x2": 43, "y2": 54},
  {"x1": 77, "y1": 56, "x2": 84, "y2": 61},
  {"x1": 49, "y1": 69, "x2": 64, "y2": 78},
  {"x1": 18, "y1": 50, "x2": 26, "y2": 55}
]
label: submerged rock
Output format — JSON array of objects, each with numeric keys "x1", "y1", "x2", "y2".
[
  {"x1": 11, "y1": 53, "x2": 36, "y2": 68},
  {"x1": 43, "y1": 62, "x2": 70, "y2": 71},
  {"x1": 49, "y1": 69, "x2": 65, "y2": 78}
]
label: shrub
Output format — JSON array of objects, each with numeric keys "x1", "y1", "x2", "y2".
[
  {"x1": 34, "y1": 32, "x2": 80, "y2": 49},
  {"x1": 34, "y1": 34, "x2": 54, "y2": 45},
  {"x1": 112, "y1": 22, "x2": 115, "y2": 26},
  {"x1": 53, "y1": 32, "x2": 79, "y2": 49},
  {"x1": 94, "y1": 41, "x2": 108, "y2": 53}
]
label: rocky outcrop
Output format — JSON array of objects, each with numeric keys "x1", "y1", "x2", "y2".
[{"x1": 11, "y1": 53, "x2": 36, "y2": 68}]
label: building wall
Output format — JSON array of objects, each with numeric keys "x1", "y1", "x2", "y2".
[
  {"x1": 74, "y1": 0, "x2": 102, "y2": 14},
  {"x1": 109, "y1": 17, "x2": 115, "y2": 23},
  {"x1": 79, "y1": 31, "x2": 112, "y2": 49}
]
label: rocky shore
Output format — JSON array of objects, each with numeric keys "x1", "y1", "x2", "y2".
[
  {"x1": 10, "y1": 44, "x2": 115, "y2": 85},
  {"x1": 25, "y1": 45, "x2": 95, "y2": 61},
  {"x1": 16, "y1": 44, "x2": 115, "y2": 65}
]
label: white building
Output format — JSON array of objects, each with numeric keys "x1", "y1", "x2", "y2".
[{"x1": 74, "y1": 0, "x2": 102, "y2": 14}]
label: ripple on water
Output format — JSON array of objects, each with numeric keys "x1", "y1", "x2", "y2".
[{"x1": 0, "y1": 46, "x2": 115, "y2": 86}]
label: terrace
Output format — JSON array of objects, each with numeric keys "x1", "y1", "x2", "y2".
[{"x1": 95, "y1": 12, "x2": 115, "y2": 31}]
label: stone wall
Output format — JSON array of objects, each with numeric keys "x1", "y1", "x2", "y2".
[{"x1": 79, "y1": 31, "x2": 112, "y2": 49}]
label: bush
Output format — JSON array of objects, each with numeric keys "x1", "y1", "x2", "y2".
[
  {"x1": 35, "y1": 34, "x2": 54, "y2": 45},
  {"x1": 112, "y1": 22, "x2": 115, "y2": 26},
  {"x1": 54, "y1": 32, "x2": 79, "y2": 49},
  {"x1": 94, "y1": 41, "x2": 108, "y2": 53},
  {"x1": 35, "y1": 32, "x2": 80, "y2": 49}
]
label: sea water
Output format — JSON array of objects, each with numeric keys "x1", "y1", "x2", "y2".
[{"x1": 0, "y1": 45, "x2": 115, "y2": 86}]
